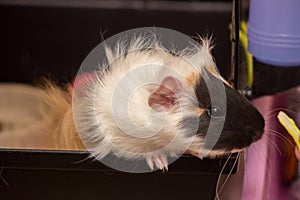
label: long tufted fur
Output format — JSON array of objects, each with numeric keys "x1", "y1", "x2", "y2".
[
  {"x1": 39, "y1": 35, "x2": 228, "y2": 163},
  {"x1": 70, "y1": 36, "x2": 221, "y2": 160}
]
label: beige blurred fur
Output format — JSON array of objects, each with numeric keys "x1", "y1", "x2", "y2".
[
  {"x1": 37, "y1": 80, "x2": 84, "y2": 150},
  {"x1": 0, "y1": 82, "x2": 84, "y2": 150}
]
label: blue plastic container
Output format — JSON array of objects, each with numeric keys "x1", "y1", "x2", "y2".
[{"x1": 248, "y1": 0, "x2": 300, "y2": 67}]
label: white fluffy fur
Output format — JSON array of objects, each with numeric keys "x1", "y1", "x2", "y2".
[{"x1": 72, "y1": 35, "x2": 222, "y2": 161}]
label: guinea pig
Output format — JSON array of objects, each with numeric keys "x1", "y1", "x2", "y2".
[{"x1": 39, "y1": 35, "x2": 265, "y2": 171}]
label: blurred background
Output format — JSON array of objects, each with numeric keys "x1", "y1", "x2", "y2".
[
  {"x1": 1, "y1": 1, "x2": 300, "y2": 200},
  {"x1": 0, "y1": 1, "x2": 237, "y2": 200},
  {"x1": 0, "y1": 0, "x2": 233, "y2": 84}
]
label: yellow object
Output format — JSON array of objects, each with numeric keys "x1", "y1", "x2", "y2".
[
  {"x1": 229, "y1": 21, "x2": 253, "y2": 87},
  {"x1": 277, "y1": 111, "x2": 300, "y2": 150},
  {"x1": 239, "y1": 21, "x2": 253, "y2": 87}
]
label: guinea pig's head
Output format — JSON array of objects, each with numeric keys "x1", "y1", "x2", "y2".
[
  {"x1": 185, "y1": 69, "x2": 265, "y2": 157},
  {"x1": 148, "y1": 68, "x2": 264, "y2": 158}
]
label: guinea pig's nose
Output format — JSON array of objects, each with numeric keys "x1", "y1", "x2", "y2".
[
  {"x1": 250, "y1": 107, "x2": 265, "y2": 132},
  {"x1": 244, "y1": 108, "x2": 265, "y2": 143},
  {"x1": 256, "y1": 112, "x2": 265, "y2": 131}
]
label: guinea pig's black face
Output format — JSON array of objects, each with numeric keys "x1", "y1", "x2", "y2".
[{"x1": 184, "y1": 70, "x2": 265, "y2": 154}]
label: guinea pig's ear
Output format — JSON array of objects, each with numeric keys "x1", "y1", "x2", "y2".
[{"x1": 148, "y1": 76, "x2": 183, "y2": 111}]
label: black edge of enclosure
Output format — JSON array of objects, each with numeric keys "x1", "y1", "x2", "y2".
[{"x1": 0, "y1": 149, "x2": 238, "y2": 174}]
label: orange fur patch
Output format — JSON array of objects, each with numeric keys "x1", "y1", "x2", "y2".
[
  {"x1": 206, "y1": 65, "x2": 219, "y2": 76},
  {"x1": 197, "y1": 107, "x2": 205, "y2": 116},
  {"x1": 186, "y1": 72, "x2": 201, "y2": 86},
  {"x1": 205, "y1": 66, "x2": 232, "y2": 87}
]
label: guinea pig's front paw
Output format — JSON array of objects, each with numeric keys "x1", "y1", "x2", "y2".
[{"x1": 146, "y1": 152, "x2": 168, "y2": 171}]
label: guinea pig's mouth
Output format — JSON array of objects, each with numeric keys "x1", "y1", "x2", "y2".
[
  {"x1": 199, "y1": 128, "x2": 265, "y2": 157},
  {"x1": 187, "y1": 148, "x2": 243, "y2": 159},
  {"x1": 186, "y1": 127, "x2": 265, "y2": 159}
]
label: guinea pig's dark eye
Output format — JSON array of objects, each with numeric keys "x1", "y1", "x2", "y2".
[{"x1": 207, "y1": 106, "x2": 223, "y2": 118}]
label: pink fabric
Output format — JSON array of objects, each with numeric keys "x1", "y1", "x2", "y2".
[{"x1": 242, "y1": 94, "x2": 294, "y2": 200}]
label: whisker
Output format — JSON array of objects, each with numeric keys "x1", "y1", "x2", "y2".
[
  {"x1": 237, "y1": 62, "x2": 268, "y2": 90},
  {"x1": 243, "y1": 148, "x2": 259, "y2": 199},
  {"x1": 243, "y1": 144, "x2": 274, "y2": 199},
  {"x1": 263, "y1": 134, "x2": 283, "y2": 156},
  {"x1": 130, "y1": 160, "x2": 139, "y2": 173},
  {"x1": 251, "y1": 64, "x2": 270, "y2": 82},
  {"x1": 267, "y1": 129, "x2": 296, "y2": 159},
  {"x1": 262, "y1": 109, "x2": 286, "y2": 121},
  {"x1": 215, "y1": 153, "x2": 232, "y2": 200},
  {"x1": 215, "y1": 152, "x2": 240, "y2": 200},
  {"x1": 263, "y1": 108, "x2": 299, "y2": 121},
  {"x1": 287, "y1": 101, "x2": 300, "y2": 108},
  {"x1": 265, "y1": 128, "x2": 294, "y2": 146},
  {"x1": 0, "y1": 167, "x2": 9, "y2": 186}
]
